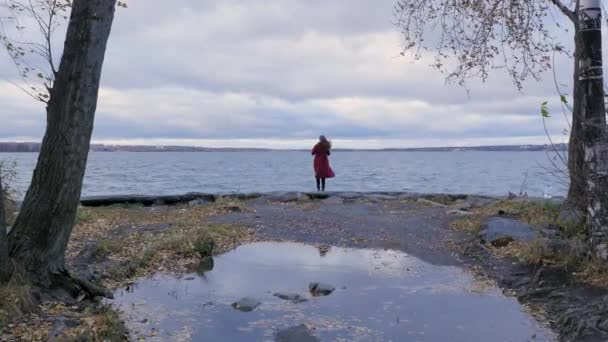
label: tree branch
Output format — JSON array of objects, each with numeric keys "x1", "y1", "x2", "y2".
[{"x1": 549, "y1": 0, "x2": 576, "y2": 22}]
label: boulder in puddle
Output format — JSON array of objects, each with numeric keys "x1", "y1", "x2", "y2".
[
  {"x1": 275, "y1": 325, "x2": 320, "y2": 342},
  {"x1": 479, "y1": 217, "x2": 538, "y2": 247},
  {"x1": 274, "y1": 292, "x2": 308, "y2": 303},
  {"x1": 308, "y1": 282, "x2": 335, "y2": 297},
  {"x1": 231, "y1": 297, "x2": 260, "y2": 312}
]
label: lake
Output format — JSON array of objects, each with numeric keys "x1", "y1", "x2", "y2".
[{"x1": 0, "y1": 151, "x2": 566, "y2": 198}]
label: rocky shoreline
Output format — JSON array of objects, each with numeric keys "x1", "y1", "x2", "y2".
[{"x1": 79, "y1": 191, "x2": 512, "y2": 207}]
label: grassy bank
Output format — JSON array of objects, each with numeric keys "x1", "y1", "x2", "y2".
[{"x1": 451, "y1": 199, "x2": 608, "y2": 288}]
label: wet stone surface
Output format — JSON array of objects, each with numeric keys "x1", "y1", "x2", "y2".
[{"x1": 111, "y1": 242, "x2": 554, "y2": 341}]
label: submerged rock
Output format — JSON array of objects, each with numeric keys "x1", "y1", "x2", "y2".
[
  {"x1": 479, "y1": 217, "x2": 538, "y2": 247},
  {"x1": 275, "y1": 325, "x2": 320, "y2": 342},
  {"x1": 308, "y1": 282, "x2": 335, "y2": 297},
  {"x1": 231, "y1": 297, "x2": 260, "y2": 312},
  {"x1": 274, "y1": 292, "x2": 308, "y2": 303}
]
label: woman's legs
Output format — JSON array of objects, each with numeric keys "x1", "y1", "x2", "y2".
[
  {"x1": 321, "y1": 178, "x2": 326, "y2": 191},
  {"x1": 316, "y1": 177, "x2": 321, "y2": 191}
]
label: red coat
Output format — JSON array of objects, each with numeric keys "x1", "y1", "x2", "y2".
[{"x1": 312, "y1": 143, "x2": 335, "y2": 178}]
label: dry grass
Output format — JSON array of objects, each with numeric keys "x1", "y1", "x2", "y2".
[
  {"x1": 68, "y1": 197, "x2": 256, "y2": 286},
  {"x1": 54, "y1": 305, "x2": 129, "y2": 342}
]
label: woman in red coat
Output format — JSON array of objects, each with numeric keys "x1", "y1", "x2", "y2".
[{"x1": 311, "y1": 135, "x2": 335, "y2": 191}]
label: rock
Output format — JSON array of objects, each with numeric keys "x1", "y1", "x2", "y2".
[
  {"x1": 308, "y1": 282, "x2": 335, "y2": 297},
  {"x1": 305, "y1": 192, "x2": 330, "y2": 200},
  {"x1": 81, "y1": 193, "x2": 216, "y2": 207},
  {"x1": 538, "y1": 223, "x2": 561, "y2": 238},
  {"x1": 416, "y1": 198, "x2": 447, "y2": 208},
  {"x1": 274, "y1": 292, "x2": 308, "y2": 303},
  {"x1": 316, "y1": 244, "x2": 331, "y2": 257},
  {"x1": 231, "y1": 297, "x2": 260, "y2": 312},
  {"x1": 534, "y1": 237, "x2": 588, "y2": 261},
  {"x1": 367, "y1": 194, "x2": 398, "y2": 201},
  {"x1": 266, "y1": 192, "x2": 301, "y2": 202},
  {"x1": 188, "y1": 199, "x2": 211, "y2": 207},
  {"x1": 322, "y1": 196, "x2": 343, "y2": 205},
  {"x1": 559, "y1": 209, "x2": 585, "y2": 228},
  {"x1": 465, "y1": 196, "x2": 497, "y2": 208},
  {"x1": 336, "y1": 192, "x2": 362, "y2": 200},
  {"x1": 275, "y1": 325, "x2": 320, "y2": 342},
  {"x1": 479, "y1": 217, "x2": 538, "y2": 247}
]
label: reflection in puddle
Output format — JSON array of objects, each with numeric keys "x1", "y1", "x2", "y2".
[{"x1": 111, "y1": 242, "x2": 554, "y2": 341}]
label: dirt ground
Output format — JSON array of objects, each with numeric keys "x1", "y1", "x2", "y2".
[
  {"x1": 2, "y1": 193, "x2": 607, "y2": 341},
  {"x1": 213, "y1": 194, "x2": 608, "y2": 342}
]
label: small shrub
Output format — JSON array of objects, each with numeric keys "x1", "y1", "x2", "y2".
[
  {"x1": 75, "y1": 208, "x2": 94, "y2": 225},
  {"x1": 94, "y1": 239, "x2": 122, "y2": 258},
  {"x1": 193, "y1": 231, "x2": 215, "y2": 259}
]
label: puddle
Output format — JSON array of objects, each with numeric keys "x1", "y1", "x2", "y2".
[{"x1": 111, "y1": 242, "x2": 554, "y2": 341}]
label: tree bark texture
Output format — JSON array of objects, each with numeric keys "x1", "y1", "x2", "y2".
[
  {"x1": 567, "y1": 22, "x2": 587, "y2": 211},
  {"x1": 0, "y1": 175, "x2": 10, "y2": 283},
  {"x1": 8, "y1": 0, "x2": 117, "y2": 285},
  {"x1": 577, "y1": 0, "x2": 608, "y2": 260}
]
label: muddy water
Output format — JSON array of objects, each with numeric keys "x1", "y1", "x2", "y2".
[{"x1": 111, "y1": 242, "x2": 554, "y2": 341}]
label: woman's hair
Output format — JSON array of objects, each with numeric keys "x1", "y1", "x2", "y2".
[{"x1": 319, "y1": 135, "x2": 332, "y2": 149}]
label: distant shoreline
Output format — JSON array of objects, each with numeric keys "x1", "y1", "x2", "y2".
[{"x1": 0, "y1": 142, "x2": 568, "y2": 153}]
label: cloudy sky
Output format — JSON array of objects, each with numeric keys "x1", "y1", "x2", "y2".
[{"x1": 0, "y1": 0, "x2": 588, "y2": 149}]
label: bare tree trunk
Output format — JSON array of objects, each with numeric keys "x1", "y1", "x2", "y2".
[
  {"x1": 0, "y1": 175, "x2": 10, "y2": 283},
  {"x1": 567, "y1": 22, "x2": 587, "y2": 211},
  {"x1": 8, "y1": 0, "x2": 116, "y2": 290},
  {"x1": 577, "y1": 0, "x2": 608, "y2": 260}
]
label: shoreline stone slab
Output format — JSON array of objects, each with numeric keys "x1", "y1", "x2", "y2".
[
  {"x1": 80, "y1": 191, "x2": 505, "y2": 207},
  {"x1": 479, "y1": 217, "x2": 538, "y2": 247}
]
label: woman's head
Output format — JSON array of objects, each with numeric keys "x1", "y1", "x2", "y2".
[{"x1": 319, "y1": 135, "x2": 331, "y2": 149}]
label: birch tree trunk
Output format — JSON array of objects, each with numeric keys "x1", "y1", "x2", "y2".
[
  {"x1": 577, "y1": 0, "x2": 608, "y2": 260},
  {"x1": 8, "y1": 0, "x2": 117, "y2": 289}
]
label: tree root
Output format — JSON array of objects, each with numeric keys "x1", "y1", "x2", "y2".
[{"x1": 68, "y1": 271, "x2": 113, "y2": 299}]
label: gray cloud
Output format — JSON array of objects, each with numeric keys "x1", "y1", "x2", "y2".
[{"x1": 0, "y1": 0, "x2": 586, "y2": 148}]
